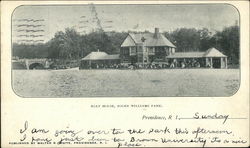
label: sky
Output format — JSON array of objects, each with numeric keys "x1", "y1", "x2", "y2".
[{"x1": 12, "y1": 4, "x2": 239, "y2": 43}]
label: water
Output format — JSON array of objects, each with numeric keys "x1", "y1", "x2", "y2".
[{"x1": 12, "y1": 69, "x2": 240, "y2": 97}]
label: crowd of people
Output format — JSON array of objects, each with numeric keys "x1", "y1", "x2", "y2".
[{"x1": 81, "y1": 59, "x2": 206, "y2": 69}]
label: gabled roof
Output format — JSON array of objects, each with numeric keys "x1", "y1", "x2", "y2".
[
  {"x1": 204, "y1": 47, "x2": 227, "y2": 57},
  {"x1": 82, "y1": 51, "x2": 119, "y2": 60},
  {"x1": 120, "y1": 35, "x2": 136, "y2": 47},
  {"x1": 121, "y1": 32, "x2": 176, "y2": 48}
]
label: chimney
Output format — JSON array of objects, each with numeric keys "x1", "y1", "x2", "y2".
[{"x1": 154, "y1": 28, "x2": 160, "y2": 38}]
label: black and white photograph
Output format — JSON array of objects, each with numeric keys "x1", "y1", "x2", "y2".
[
  {"x1": 2, "y1": 1, "x2": 249, "y2": 148},
  {"x1": 11, "y1": 4, "x2": 240, "y2": 97}
]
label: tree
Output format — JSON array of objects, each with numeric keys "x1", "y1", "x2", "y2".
[
  {"x1": 164, "y1": 28, "x2": 201, "y2": 52},
  {"x1": 164, "y1": 26, "x2": 239, "y2": 65},
  {"x1": 48, "y1": 28, "x2": 81, "y2": 60},
  {"x1": 198, "y1": 28, "x2": 213, "y2": 51},
  {"x1": 12, "y1": 43, "x2": 48, "y2": 59},
  {"x1": 13, "y1": 25, "x2": 239, "y2": 65},
  {"x1": 47, "y1": 28, "x2": 127, "y2": 59},
  {"x1": 212, "y1": 25, "x2": 239, "y2": 64},
  {"x1": 47, "y1": 31, "x2": 65, "y2": 59}
]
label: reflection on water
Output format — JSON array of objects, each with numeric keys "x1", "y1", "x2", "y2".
[{"x1": 12, "y1": 69, "x2": 240, "y2": 97}]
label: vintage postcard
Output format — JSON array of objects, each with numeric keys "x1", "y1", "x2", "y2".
[{"x1": 1, "y1": 0, "x2": 249, "y2": 147}]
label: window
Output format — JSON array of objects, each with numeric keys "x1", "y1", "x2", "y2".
[
  {"x1": 122, "y1": 47, "x2": 129, "y2": 55},
  {"x1": 172, "y1": 48, "x2": 175, "y2": 54},
  {"x1": 130, "y1": 47, "x2": 136, "y2": 55},
  {"x1": 155, "y1": 47, "x2": 166, "y2": 56},
  {"x1": 148, "y1": 47, "x2": 155, "y2": 54},
  {"x1": 137, "y1": 46, "x2": 143, "y2": 52},
  {"x1": 166, "y1": 48, "x2": 170, "y2": 55}
]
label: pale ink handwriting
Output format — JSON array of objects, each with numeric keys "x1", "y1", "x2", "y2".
[{"x1": 15, "y1": 120, "x2": 248, "y2": 147}]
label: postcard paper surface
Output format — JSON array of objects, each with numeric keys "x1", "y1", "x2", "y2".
[{"x1": 1, "y1": 0, "x2": 249, "y2": 147}]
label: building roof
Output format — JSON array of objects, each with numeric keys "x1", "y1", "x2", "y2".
[
  {"x1": 121, "y1": 32, "x2": 176, "y2": 48},
  {"x1": 167, "y1": 48, "x2": 227, "y2": 58},
  {"x1": 82, "y1": 51, "x2": 119, "y2": 60},
  {"x1": 166, "y1": 52, "x2": 206, "y2": 58},
  {"x1": 204, "y1": 47, "x2": 227, "y2": 57},
  {"x1": 102, "y1": 54, "x2": 120, "y2": 60}
]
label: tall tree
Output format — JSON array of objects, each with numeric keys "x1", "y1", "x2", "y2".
[
  {"x1": 48, "y1": 28, "x2": 81, "y2": 60},
  {"x1": 213, "y1": 25, "x2": 239, "y2": 64},
  {"x1": 164, "y1": 28, "x2": 201, "y2": 52},
  {"x1": 198, "y1": 28, "x2": 213, "y2": 51}
]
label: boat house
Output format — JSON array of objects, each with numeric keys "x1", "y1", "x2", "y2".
[
  {"x1": 80, "y1": 50, "x2": 120, "y2": 69},
  {"x1": 120, "y1": 28, "x2": 176, "y2": 65},
  {"x1": 80, "y1": 28, "x2": 227, "y2": 69},
  {"x1": 119, "y1": 28, "x2": 227, "y2": 68},
  {"x1": 166, "y1": 47, "x2": 227, "y2": 68}
]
